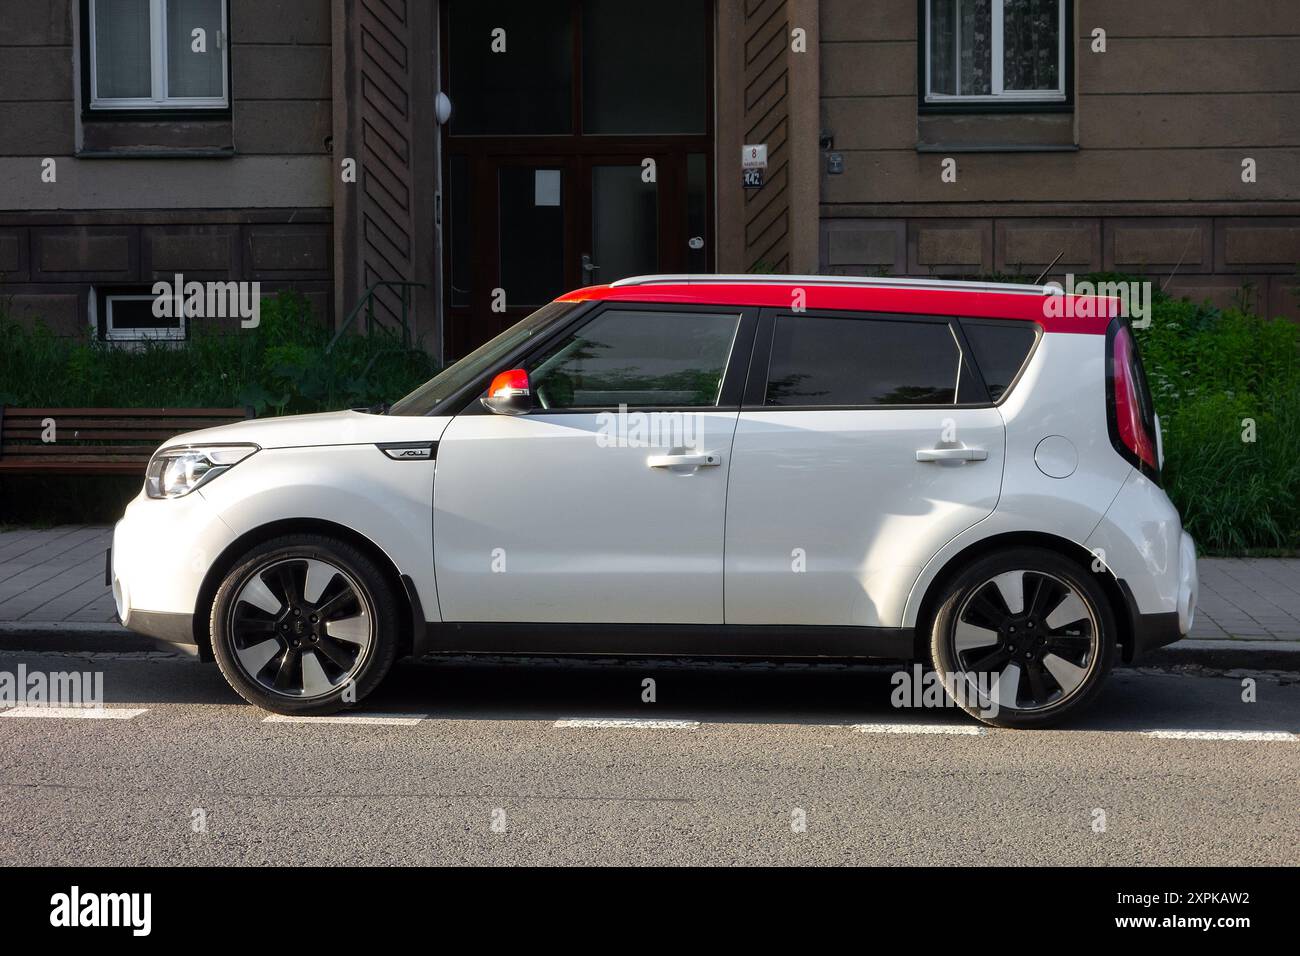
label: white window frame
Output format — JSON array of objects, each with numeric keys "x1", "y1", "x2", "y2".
[
  {"x1": 924, "y1": 0, "x2": 1066, "y2": 104},
  {"x1": 104, "y1": 293, "x2": 187, "y2": 342},
  {"x1": 88, "y1": 0, "x2": 229, "y2": 110}
]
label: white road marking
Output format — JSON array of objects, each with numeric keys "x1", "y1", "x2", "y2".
[
  {"x1": 1143, "y1": 729, "x2": 1297, "y2": 742},
  {"x1": 851, "y1": 722, "x2": 988, "y2": 736},
  {"x1": 262, "y1": 713, "x2": 428, "y2": 726},
  {"x1": 0, "y1": 706, "x2": 148, "y2": 720},
  {"x1": 554, "y1": 717, "x2": 700, "y2": 730}
]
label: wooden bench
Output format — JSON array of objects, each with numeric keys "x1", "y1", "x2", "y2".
[{"x1": 0, "y1": 407, "x2": 254, "y2": 475}]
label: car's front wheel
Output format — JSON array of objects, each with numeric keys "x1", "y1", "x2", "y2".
[
  {"x1": 209, "y1": 534, "x2": 400, "y2": 715},
  {"x1": 930, "y1": 548, "x2": 1117, "y2": 729}
]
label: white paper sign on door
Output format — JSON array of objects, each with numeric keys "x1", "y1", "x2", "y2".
[{"x1": 534, "y1": 169, "x2": 561, "y2": 207}]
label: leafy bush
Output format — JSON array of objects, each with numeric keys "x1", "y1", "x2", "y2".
[
  {"x1": 959, "y1": 271, "x2": 1299, "y2": 554},
  {"x1": 1136, "y1": 294, "x2": 1300, "y2": 553},
  {"x1": 0, "y1": 291, "x2": 438, "y2": 415}
]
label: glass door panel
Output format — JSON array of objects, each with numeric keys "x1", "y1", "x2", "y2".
[
  {"x1": 499, "y1": 165, "x2": 566, "y2": 307},
  {"x1": 589, "y1": 164, "x2": 658, "y2": 285}
]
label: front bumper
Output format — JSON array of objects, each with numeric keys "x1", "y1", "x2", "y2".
[{"x1": 111, "y1": 487, "x2": 235, "y2": 647}]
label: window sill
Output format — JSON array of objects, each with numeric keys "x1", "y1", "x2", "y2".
[
  {"x1": 918, "y1": 111, "x2": 1075, "y2": 152},
  {"x1": 76, "y1": 148, "x2": 236, "y2": 159},
  {"x1": 83, "y1": 108, "x2": 231, "y2": 123},
  {"x1": 78, "y1": 117, "x2": 235, "y2": 156},
  {"x1": 919, "y1": 102, "x2": 1072, "y2": 115},
  {"x1": 916, "y1": 144, "x2": 1078, "y2": 154}
]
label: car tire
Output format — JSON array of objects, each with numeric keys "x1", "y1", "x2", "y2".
[
  {"x1": 209, "y1": 534, "x2": 401, "y2": 715},
  {"x1": 929, "y1": 548, "x2": 1117, "y2": 729}
]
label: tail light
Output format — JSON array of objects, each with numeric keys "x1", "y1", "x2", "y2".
[{"x1": 1106, "y1": 321, "x2": 1161, "y2": 481}]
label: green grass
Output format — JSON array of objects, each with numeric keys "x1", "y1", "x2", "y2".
[{"x1": 0, "y1": 290, "x2": 438, "y2": 415}]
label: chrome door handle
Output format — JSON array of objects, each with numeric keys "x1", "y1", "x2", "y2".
[
  {"x1": 647, "y1": 452, "x2": 722, "y2": 469},
  {"x1": 916, "y1": 447, "x2": 988, "y2": 462}
]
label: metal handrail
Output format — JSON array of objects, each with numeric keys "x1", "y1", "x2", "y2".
[{"x1": 327, "y1": 281, "x2": 426, "y2": 352}]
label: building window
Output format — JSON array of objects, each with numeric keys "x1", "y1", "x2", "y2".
[
  {"x1": 924, "y1": 0, "x2": 1066, "y2": 105},
  {"x1": 87, "y1": 0, "x2": 229, "y2": 111},
  {"x1": 94, "y1": 289, "x2": 187, "y2": 342}
]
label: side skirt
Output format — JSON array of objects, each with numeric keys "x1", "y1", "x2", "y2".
[{"x1": 413, "y1": 622, "x2": 915, "y2": 660}]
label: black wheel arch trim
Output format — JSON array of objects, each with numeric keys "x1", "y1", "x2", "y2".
[
  {"x1": 193, "y1": 519, "x2": 420, "y2": 662},
  {"x1": 912, "y1": 530, "x2": 1154, "y2": 664}
]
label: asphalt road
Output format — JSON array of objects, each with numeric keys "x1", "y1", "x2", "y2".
[{"x1": 1, "y1": 649, "x2": 1296, "y2": 866}]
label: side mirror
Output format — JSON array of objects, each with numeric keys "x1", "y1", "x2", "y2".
[{"x1": 481, "y1": 368, "x2": 534, "y2": 416}]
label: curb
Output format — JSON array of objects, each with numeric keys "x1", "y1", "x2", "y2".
[
  {"x1": 1, "y1": 624, "x2": 1298, "y2": 670},
  {"x1": 1138, "y1": 638, "x2": 1300, "y2": 672},
  {"x1": 0, "y1": 622, "x2": 163, "y2": 654}
]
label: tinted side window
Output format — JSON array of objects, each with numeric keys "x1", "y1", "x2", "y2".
[
  {"x1": 765, "y1": 315, "x2": 961, "y2": 406},
  {"x1": 528, "y1": 309, "x2": 740, "y2": 408},
  {"x1": 961, "y1": 320, "x2": 1039, "y2": 401}
]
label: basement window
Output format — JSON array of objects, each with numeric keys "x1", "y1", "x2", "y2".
[{"x1": 94, "y1": 288, "x2": 187, "y2": 342}]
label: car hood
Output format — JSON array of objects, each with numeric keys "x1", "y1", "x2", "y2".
[{"x1": 162, "y1": 410, "x2": 448, "y2": 451}]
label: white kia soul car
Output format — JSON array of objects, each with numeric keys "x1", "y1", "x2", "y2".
[{"x1": 111, "y1": 276, "x2": 1197, "y2": 728}]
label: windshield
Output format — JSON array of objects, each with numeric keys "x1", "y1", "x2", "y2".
[{"x1": 389, "y1": 301, "x2": 577, "y2": 415}]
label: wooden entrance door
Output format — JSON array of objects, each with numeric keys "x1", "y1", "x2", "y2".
[{"x1": 440, "y1": 0, "x2": 714, "y2": 359}]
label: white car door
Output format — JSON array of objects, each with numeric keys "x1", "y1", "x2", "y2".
[
  {"x1": 434, "y1": 305, "x2": 754, "y2": 624},
  {"x1": 724, "y1": 310, "x2": 1008, "y2": 629}
]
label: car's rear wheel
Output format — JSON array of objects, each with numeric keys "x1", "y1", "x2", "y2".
[
  {"x1": 930, "y1": 548, "x2": 1117, "y2": 729},
  {"x1": 210, "y1": 535, "x2": 400, "y2": 715}
]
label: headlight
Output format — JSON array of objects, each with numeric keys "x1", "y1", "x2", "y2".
[{"x1": 145, "y1": 444, "x2": 258, "y2": 499}]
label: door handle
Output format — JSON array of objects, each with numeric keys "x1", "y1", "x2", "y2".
[
  {"x1": 916, "y1": 447, "x2": 988, "y2": 462},
  {"x1": 581, "y1": 253, "x2": 600, "y2": 285},
  {"x1": 647, "y1": 452, "x2": 722, "y2": 469}
]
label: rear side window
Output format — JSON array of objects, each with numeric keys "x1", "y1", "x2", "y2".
[
  {"x1": 960, "y1": 320, "x2": 1039, "y2": 401},
  {"x1": 764, "y1": 314, "x2": 961, "y2": 406}
]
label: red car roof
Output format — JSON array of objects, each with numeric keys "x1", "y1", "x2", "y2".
[{"x1": 557, "y1": 281, "x2": 1118, "y2": 334}]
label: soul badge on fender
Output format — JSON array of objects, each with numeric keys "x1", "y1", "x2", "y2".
[{"x1": 377, "y1": 442, "x2": 436, "y2": 461}]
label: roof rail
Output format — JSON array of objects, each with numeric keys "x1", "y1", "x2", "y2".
[{"x1": 608, "y1": 274, "x2": 1062, "y2": 296}]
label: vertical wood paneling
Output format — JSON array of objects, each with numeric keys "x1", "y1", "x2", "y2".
[
  {"x1": 742, "y1": 0, "x2": 791, "y2": 272},
  {"x1": 333, "y1": 0, "x2": 437, "y2": 346}
]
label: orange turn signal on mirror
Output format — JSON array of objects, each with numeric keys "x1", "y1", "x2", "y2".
[{"x1": 488, "y1": 368, "x2": 530, "y2": 399}]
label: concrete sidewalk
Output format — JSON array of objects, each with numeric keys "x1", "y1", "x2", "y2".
[{"x1": 1, "y1": 526, "x2": 1298, "y2": 660}]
